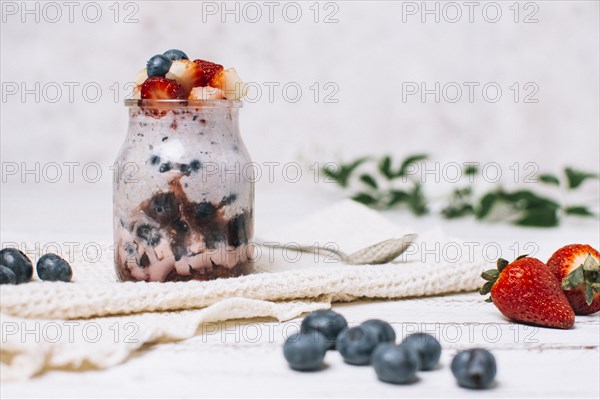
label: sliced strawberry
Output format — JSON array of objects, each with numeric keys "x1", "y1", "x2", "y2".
[
  {"x1": 166, "y1": 60, "x2": 205, "y2": 95},
  {"x1": 547, "y1": 244, "x2": 600, "y2": 315},
  {"x1": 141, "y1": 77, "x2": 185, "y2": 100},
  {"x1": 193, "y1": 59, "x2": 224, "y2": 86}
]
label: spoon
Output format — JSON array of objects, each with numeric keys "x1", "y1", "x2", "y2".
[{"x1": 259, "y1": 233, "x2": 417, "y2": 265}]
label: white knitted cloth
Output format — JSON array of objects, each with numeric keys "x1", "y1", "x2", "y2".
[{"x1": 0, "y1": 200, "x2": 487, "y2": 380}]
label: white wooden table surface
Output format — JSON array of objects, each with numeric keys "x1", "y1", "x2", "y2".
[{"x1": 1, "y1": 184, "x2": 599, "y2": 399}]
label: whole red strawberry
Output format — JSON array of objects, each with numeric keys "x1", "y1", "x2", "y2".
[
  {"x1": 480, "y1": 256, "x2": 575, "y2": 329},
  {"x1": 547, "y1": 244, "x2": 600, "y2": 315}
]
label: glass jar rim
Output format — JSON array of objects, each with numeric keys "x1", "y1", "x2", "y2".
[{"x1": 124, "y1": 99, "x2": 243, "y2": 108}]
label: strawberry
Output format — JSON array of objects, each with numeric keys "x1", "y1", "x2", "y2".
[
  {"x1": 193, "y1": 59, "x2": 223, "y2": 87},
  {"x1": 141, "y1": 77, "x2": 185, "y2": 100},
  {"x1": 166, "y1": 60, "x2": 205, "y2": 95},
  {"x1": 480, "y1": 256, "x2": 575, "y2": 329},
  {"x1": 547, "y1": 244, "x2": 600, "y2": 315}
]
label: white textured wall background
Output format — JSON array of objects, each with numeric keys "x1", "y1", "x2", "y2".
[
  {"x1": 2, "y1": 1, "x2": 599, "y2": 167},
  {"x1": 1, "y1": 1, "x2": 599, "y2": 237}
]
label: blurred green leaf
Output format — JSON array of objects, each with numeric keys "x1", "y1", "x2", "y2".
[
  {"x1": 407, "y1": 183, "x2": 428, "y2": 215},
  {"x1": 323, "y1": 157, "x2": 368, "y2": 188},
  {"x1": 378, "y1": 156, "x2": 394, "y2": 180},
  {"x1": 476, "y1": 193, "x2": 498, "y2": 219},
  {"x1": 360, "y1": 174, "x2": 378, "y2": 189},
  {"x1": 565, "y1": 167, "x2": 599, "y2": 189},
  {"x1": 442, "y1": 204, "x2": 474, "y2": 219},
  {"x1": 501, "y1": 190, "x2": 560, "y2": 210},
  {"x1": 387, "y1": 189, "x2": 409, "y2": 207},
  {"x1": 322, "y1": 166, "x2": 341, "y2": 182},
  {"x1": 352, "y1": 192, "x2": 379, "y2": 206},
  {"x1": 538, "y1": 174, "x2": 560, "y2": 186},
  {"x1": 564, "y1": 206, "x2": 595, "y2": 217},
  {"x1": 515, "y1": 206, "x2": 559, "y2": 227},
  {"x1": 464, "y1": 164, "x2": 479, "y2": 176},
  {"x1": 397, "y1": 154, "x2": 428, "y2": 177}
]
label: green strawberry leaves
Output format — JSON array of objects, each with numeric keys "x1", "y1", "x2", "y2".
[
  {"x1": 561, "y1": 254, "x2": 600, "y2": 305},
  {"x1": 481, "y1": 269, "x2": 499, "y2": 281}
]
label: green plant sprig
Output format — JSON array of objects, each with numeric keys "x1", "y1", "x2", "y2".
[{"x1": 322, "y1": 155, "x2": 599, "y2": 228}]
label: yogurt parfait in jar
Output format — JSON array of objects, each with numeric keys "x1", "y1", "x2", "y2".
[{"x1": 114, "y1": 49, "x2": 253, "y2": 282}]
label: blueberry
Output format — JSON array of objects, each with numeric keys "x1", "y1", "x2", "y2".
[
  {"x1": 146, "y1": 192, "x2": 180, "y2": 224},
  {"x1": 337, "y1": 326, "x2": 380, "y2": 365},
  {"x1": 163, "y1": 49, "x2": 188, "y2": 61},
  {"x1": 36, "y1": 253, "x2": 72, "y2": 282},
  {"x1": 189, "y1": 160, "x2": 201, "y2": 171},
  {"x1": 283, "y1": 331, "x2": 328, "y2": 371},
  {"x1": 0, "y1": 248, "x2": 33, "y2": 284},
  {"x1": 159, "y1": 163, "x2": 171, "y2": 173},
  {"x1": 0, "y1": 265, "x2": 17, "y2": 285},
  {"x1": 227, "y1": 214, "x2": 248, "y2": 247},
  {"x1": 146, "y1": 54, "x2": 172, "y2": 77},
  {"x1": 451, "y1": 348, "x2": 497, "y2": 389},
  {"x1": 220, "y1": 193, "x2": 237, "y2": 205},
  {"x1": 136, "y1": 224, "x2": 162, "y2": 246},
  {"x1": 403, "y1": 332, "x2": 442, "y2": 371},
  {"x1": 361, "y1": 319, "x2": 396, "y2": 343},
  {"x1": 301, "y1": 310, "x2": 348, "y2": 350},
  {"x1": 372, "y1": 343, "x2": 419, "y2": 384},
  {"x1": 201, "y1": 226, "x2": 226, "y2": 250},
  {"x1": 194, "y1": 202, "x2": 216, "y2": 220}
]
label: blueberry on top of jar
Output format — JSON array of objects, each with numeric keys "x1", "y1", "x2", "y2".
[
  {"x1": 146, "y1": 54, "x2": 172, "y2": 77},
  {"x1": 163, "y1": 49, "x2": 188, "y2": 61}
]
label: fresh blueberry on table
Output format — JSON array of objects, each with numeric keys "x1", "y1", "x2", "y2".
[
  {"x1": 0, "y1": 248, "x2": 33, "y2": 284},
  {"x1": 361, "y1": 319, "x2": 396, "y2": 344},
  {"x1": 301, "y1": 310, "x2": 348, "y2": 349},
  {"x1": 283, "y1": 331, "x2": 328, "y2": 371},
  {"x1": 0, "y1": 265, "x2": 17, "y2": 285},
  {"x1": 336, "y1": 326, "x2": 380, "y2": 365},
  {"x1": 36, "y1": 253, "x2": 73, "y2": 282},
  {"x1": 402, "y1": 332, "x2": 442, "y2": 371},
  {"x1": 162, "y1": 49, "x2": 188, "y2": 61},
  {"x1": 372, "y1": 343, "x2": 419, "y2": 384},
  {"x1": 451, "y1": 348, "x2": 497, "y2": 389},
  {"x1": 146, "y1": 54, "x2": 172, "y2": 77}
]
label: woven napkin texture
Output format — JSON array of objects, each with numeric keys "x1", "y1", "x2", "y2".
[{"x1": 0, "y1": 200, "x2": 487, "y2": 380}]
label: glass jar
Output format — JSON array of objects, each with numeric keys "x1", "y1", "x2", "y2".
[{"x1": 114, "y1": 100, "x2": 254, "y2": 282}]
